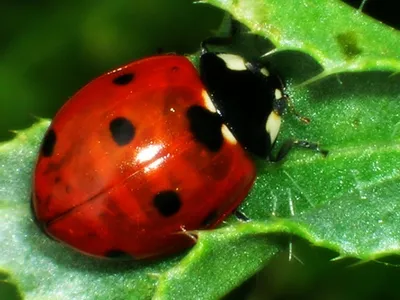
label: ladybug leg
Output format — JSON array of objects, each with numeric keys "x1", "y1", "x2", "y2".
[
  {"x1": 233, "y1": 210, "x2": 250, "y2": 222},
  {"x1": 269, "y1": 92, "x2": 328, "y2": 162},
  {"x1": 272, "y1": 91, "x2": 310, "y2": 125},
  {"x1": 282, "y1": 94, "x2": 310, "y2": 124},
  {"x1": 271, "y1": 139, "x2": 329, "y2": 162},
  {"x1": 178, "y1": 225, "x2": 198, "y2": 243}
]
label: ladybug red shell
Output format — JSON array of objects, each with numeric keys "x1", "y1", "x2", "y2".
[{"x1": 32, "y1": 50, "x2": 287, "y2": 259}]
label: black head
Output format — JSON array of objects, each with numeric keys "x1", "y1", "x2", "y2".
[{"x1": 199, "y1": 51, "x2": 287, "y2": 159}]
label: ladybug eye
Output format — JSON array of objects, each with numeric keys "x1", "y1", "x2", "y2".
[
  {"x1": 112, "y1": 73, "x2": 135, "y2": 85},
  {"x1": 41, "y1": 129, "x2": 57, "y2": 157},
  {"x1": 109, "y1": 117, "x2": 136, "y2": 146}
]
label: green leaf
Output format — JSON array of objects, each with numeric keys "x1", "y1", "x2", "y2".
[
  {"x1": 205, "y1": 0, "x2": 400, "y2": 274},
  {"x1": 1, "y1": 120, "x2": 190, "y2": 299},
  {"x1": 1, "y1": 0, "x2": 400, "y2": 299},
  {"x1": 207, "y1": 0, "x2": 400, "y2": 75},
  {"x1": 0, "y1": 121, "x2": 279, "y2": 299},
  {"x1": 154, "y1": 228, "x2": 279, "y2": 299}
]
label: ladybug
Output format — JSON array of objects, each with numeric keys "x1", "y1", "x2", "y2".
[{"x1": 32, "y1": 43, "x2": 295, "y2": 260}]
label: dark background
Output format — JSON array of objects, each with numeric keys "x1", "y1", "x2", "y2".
[
  {"x1": 0, "y1": 0, "x2": 222, "y2": 141},
  {"x1": 1, "y1": 0, "x2": 397, "y2": 141}
]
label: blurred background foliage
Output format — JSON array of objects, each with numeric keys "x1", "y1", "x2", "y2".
[
  {"x1": 1, "y1": 0, "x2": 400, "y2": 299},
  {"x1": 0, "y1": 0, "x2": 222, "y2": 141},
  {"x1": 1, "y1": 0, "x2": 398, "y2": 142}
]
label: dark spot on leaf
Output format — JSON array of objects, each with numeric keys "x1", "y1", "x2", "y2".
[{"x1": 336, "y1": 32, "x2": 362, "y2": 59}]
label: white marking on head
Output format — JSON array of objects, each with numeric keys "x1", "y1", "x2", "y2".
[
  {"x1": 217, "y1": 54, "x2": 247, "y2": 71},
  {"x1": 260, "y1": 67, "x2": 270, "y2": 77},
  {"x1": 202, "y1": 90, "x2": 216, "y2": 113},
  {"x1": 275, "y1": 89, "x2": 283, "y2": 100},
  {"x1": 266, "y1": 111, "x2": 282, "y2": 144},
  {"x1": 221, "y1": 124, "x2": 237, "y2": 145}
]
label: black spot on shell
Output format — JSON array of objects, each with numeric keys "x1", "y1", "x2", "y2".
[
  {"x1": 112, "y1": 73, "x2": 134, "y2": 85},
  {"x1": 201, "y1": 210, "x2": 218, "y2": 228},
  {"x1": 153, "y1": 190, "x2": 182, "y2": 217},
  {"x1": 187, "y1": 105, "x2": 223, "y2": 152},
  {"x1": 104, "y1": 249, "x2": 132, "y2": 259},
  {"x1": 109, "y1": 117, "x2": 135, "y2": 146},
  {"x1": 200, "y1": 154, "x2": 232, "y2": 181},
  {"x1": 41, "y1": 129, "x2": 56, "y2": 157},
  {"x1": 65, "y1": 185, "x2": 72, "y2": 194}
]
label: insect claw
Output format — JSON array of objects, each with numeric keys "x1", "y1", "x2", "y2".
[{"x1": 178, "y1": 225, "x2": 198, "y2": 243}]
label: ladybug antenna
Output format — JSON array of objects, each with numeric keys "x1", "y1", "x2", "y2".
[
  {"x1": 282, "y1": 91, "x2": 310, "y2": 124},
  {"x1": 273, "y1": 75, "x2": 309, "y2": 124}
]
